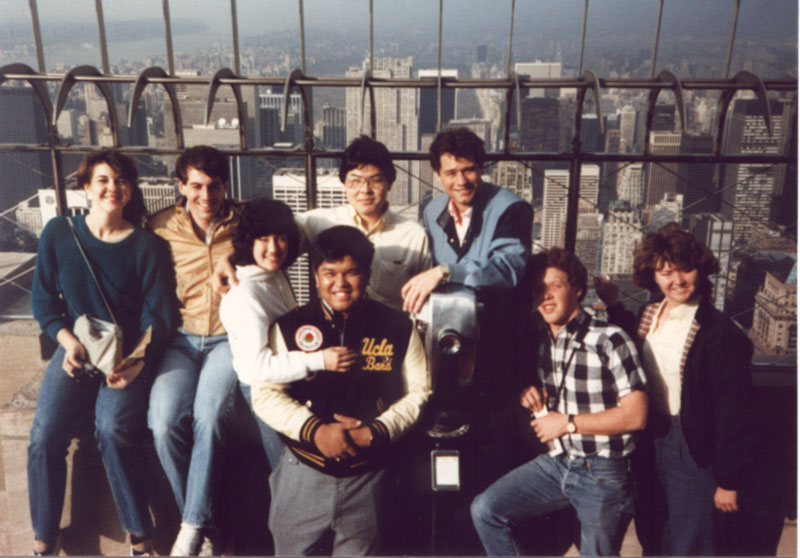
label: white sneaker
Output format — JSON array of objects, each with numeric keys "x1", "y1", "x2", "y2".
[
  {"x1": 198, "y1": 533, "x2": 221, "y2": 557},
  {"x1": 170, "y1": 523, "x2": 203, "y2": 556}
]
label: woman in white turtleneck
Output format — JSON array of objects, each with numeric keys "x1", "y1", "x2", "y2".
[{"x1": 220, "y1": 198, "x2": 356, "y2": 468}]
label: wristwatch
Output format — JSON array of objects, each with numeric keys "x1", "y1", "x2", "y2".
[
  {"x1": 566, "y1": 414, "x2": 577, "y2": 434},
  {"x1": 438, "y1": 264, "x2": 450, "y2": 283}
]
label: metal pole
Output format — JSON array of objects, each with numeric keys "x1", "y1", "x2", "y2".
[
  {"x1": 298, "y1": 0, "x2": 307, "y2": 74},
  {"x1": 651, "y1": 0, "x2": 664, "y2": 79},
  {"x1": 437, "y1": 0, "x2": 443, "y2": 132},
  {"x1": 95, "y1": 0, "x2": 110, "y2": 74},
  {"x1": 578, "y1": 0, "x2": 589, "y2": 75},
  {"x1": 724, "y1": 0, "x2": 741, "y2": 78},
  {"x1": 28, "y1": 0, "x2": 46, "y2": 72},
  {"x1": 565, "y1": 86, "x2": 587, "y2": 252},
  {"x1": 369, "y1": 0, "x2": 374, "y2": 72},
  {"x1": 163, "y1": 0, "x2": 175, "y2": 75},
  {"x1": 231, "y1": 0, "x2": 241, "y2": 75},
  {"x1": 506, "y1": 0, "x2": 515, "y2": 77}
]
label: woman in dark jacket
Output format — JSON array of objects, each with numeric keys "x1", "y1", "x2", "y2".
[{"x1": 608, "y1": 222, "x2": 755, "y2": 556}]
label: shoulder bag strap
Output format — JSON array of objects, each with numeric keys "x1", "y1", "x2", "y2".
[{"x1": 67, "y1": 217, "x2": 118, "y2": 325}]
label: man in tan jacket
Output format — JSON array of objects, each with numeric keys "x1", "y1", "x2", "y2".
[{"x1": 147, "y1": 145, "x2": 239, "y2": 556}]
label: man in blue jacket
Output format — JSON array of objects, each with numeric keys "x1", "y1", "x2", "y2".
[
  {"x1": 402, "y1": 127, "x2": 533, "y2": 489},
  {"x1": 401, "y1": 127, "x2": 532, "y2": 311}
]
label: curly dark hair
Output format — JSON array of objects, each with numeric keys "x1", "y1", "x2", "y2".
[
  {"x1": 339, "y1": 135, "x2": 396, "y2": 186},
  {"x1": 529, "y1": 247, "x2": 588, "y2": 302},
  {"x1": 632, "y1": 222, "x2": 719, "y2": 298},
  {"x1": 232, "y1": 197, "x2": 300, "y2": 269},
  {"x1": 176, "y1": 145, "x2": 229, "y2": 185},
  {"x1": 310, "y1": 225, "x2": 374, "y2": 276},
  {"x1": 75, "y1": 149, "x2": 146, "y2": 226},
  {"x1": 429, "y1": 127, "x2": 486, "y2": 173}
]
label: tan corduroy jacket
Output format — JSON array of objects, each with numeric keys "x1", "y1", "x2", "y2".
[{"x1": 148, "y1": 199, "x2": 239, "y2": 336}]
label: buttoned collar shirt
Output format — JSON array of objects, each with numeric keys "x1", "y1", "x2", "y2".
[{"x1": 539, "y1": 310, "x2": 647, "y2": 458}]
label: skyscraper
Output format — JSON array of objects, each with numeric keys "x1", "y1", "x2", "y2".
[
  {"x1": 688, "y1": 213, "x2": 733, "y2": 311},
  {"x1": 0, "y1": 87, "x2": 51, "y2": 212},
  {"x1": 601, "y1": 207, "x2": 643, "y2": 276},
  {"x1": 418, "y1": 69, "x2": 458, "y2": 138},
  {"x1": 321, "y1": 105, "x2": 346, "y2": 150},
  {"x1": 576, "y1": 213, "x2": 603, "y2": 276},
  {"x1": 542, "y1": 165, "x2": 599, "y2": 249},
  {"x1": 722, "y1": 97, "x2": 793, "y2": 248},
  {"x1": 514, "y1": 62, "x2": 562, "y2": 98},
  {"x1": 272, "y1": 168, "x2": 348, "y2": 304},
  {"x1": 520, "y1": 97, "x2": 560, "y2": 152},
  {"x1": 644, "y1": 131, "x2": 681, "y2": 206},
  {"x1": 679, "y1": 133, "x2": 716, "y2": 217},
  {"x1": 617, "y1": 163, "x2": 645, "y2": 208}
]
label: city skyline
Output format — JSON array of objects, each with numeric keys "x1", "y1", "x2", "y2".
[{"x1": 0, "y1": 2, "x2": 796, "y2": 356}]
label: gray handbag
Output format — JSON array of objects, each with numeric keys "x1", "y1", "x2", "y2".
[{"x1": 67, "y1": 218, "x2": 123, "y2": 376}]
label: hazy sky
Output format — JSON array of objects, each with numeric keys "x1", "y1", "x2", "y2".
[{"x1": 3, "y1": 0, "x2": 797, "y2": 42}]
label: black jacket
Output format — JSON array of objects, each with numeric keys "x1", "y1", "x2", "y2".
[{"x1": 639, "y1": 299, "x2": 756, "y2": 490}]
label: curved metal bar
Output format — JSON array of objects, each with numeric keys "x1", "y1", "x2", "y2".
[
  {"x1": 715, "y1": 70, "x2": 773, "y2": 155},
  {"x1": 281, "y1": 68, "x2": 304, "y2": 133},
  {"x1": 583, "y1": 70, "x2": 604, "y2": 137},
  {"x1": 578, "y1": 0, "x2": 589, "y2": 75},
  {"x1": 280, "y1": 68, "x2": 315, "y2": 155},
  {"x1": 724, "y1": 0, "x2": 741, "y2": 79},
  {"x1": 0, "y1": 63, "x2": 53, "y2": 127},
  {"x1": 651, "y1": 0, "x2": 664, "y2": 79},
  {"x1": 54, "y1": 65, "x2": 119, "y2": 147},
  {"x1": 206, "y1": 67, "x2": 246, "y2": 149},
  {"x1": 128, "y1": 66, "x2": 184, "y2": 149},
  {"x1": 643, "y1": 70, "x2": 685, "y2": 153}
]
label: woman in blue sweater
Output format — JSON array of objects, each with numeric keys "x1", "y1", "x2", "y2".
[{"x1": 29, "y1": 149, "x2": 177, "y2": 556}]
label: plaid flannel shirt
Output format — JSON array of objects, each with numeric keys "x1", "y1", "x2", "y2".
[{"x1": 538, "y1": 310, "x2": 647, "y2": 458}]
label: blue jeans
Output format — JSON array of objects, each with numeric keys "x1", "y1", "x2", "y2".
[
  {"x1": 28, "y1": 346, "x2": 153, "y2": 544},
  {"x1": 654, "y1": 420, "x2": 717, "y2": 556},
  {"x1": 147, "y1": 331, "x2": 236, "y2": 528},
  {"x1": 239, "y1": 382, "x2": 285, "y2": 471},
  {"x1": 471, "y1": 453, "x2": 634, "y2": 556}
]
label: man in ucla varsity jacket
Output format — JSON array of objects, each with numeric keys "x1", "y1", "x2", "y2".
[{"x1": 251, "y1": 226, "x2": 431, "y2": 556}]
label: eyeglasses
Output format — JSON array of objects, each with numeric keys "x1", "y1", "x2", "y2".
[{"x1": 344, "y1": 174, "x2": 387, "y2": 191}]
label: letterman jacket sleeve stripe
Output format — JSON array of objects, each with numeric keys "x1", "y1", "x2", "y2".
[
  {"x1": 250, "y1": 324, "x2": 317, "y2": 441},
  {"x1": 373, "y1": 328, "x2": 432, "y2": 441}
]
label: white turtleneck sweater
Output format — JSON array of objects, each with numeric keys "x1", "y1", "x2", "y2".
[{"x1": 220, "y1": 264, "x2": 324, "y2": 385}]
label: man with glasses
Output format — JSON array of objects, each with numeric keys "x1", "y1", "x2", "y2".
[{"x1": 294, "y1": 135, "x2": 431, "y2": 310}]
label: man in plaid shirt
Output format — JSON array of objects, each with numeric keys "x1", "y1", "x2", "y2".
[{"x1": 471, "y1": 247, "x2": 648, "y2": 556}]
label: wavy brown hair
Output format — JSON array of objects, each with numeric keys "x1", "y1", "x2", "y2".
[
  {"x1": 76, "y1": 149, "x2": 145, "y2": 226},
  {"x1": 633, "y1": 222, "x2": 719, "y2": 299}
]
